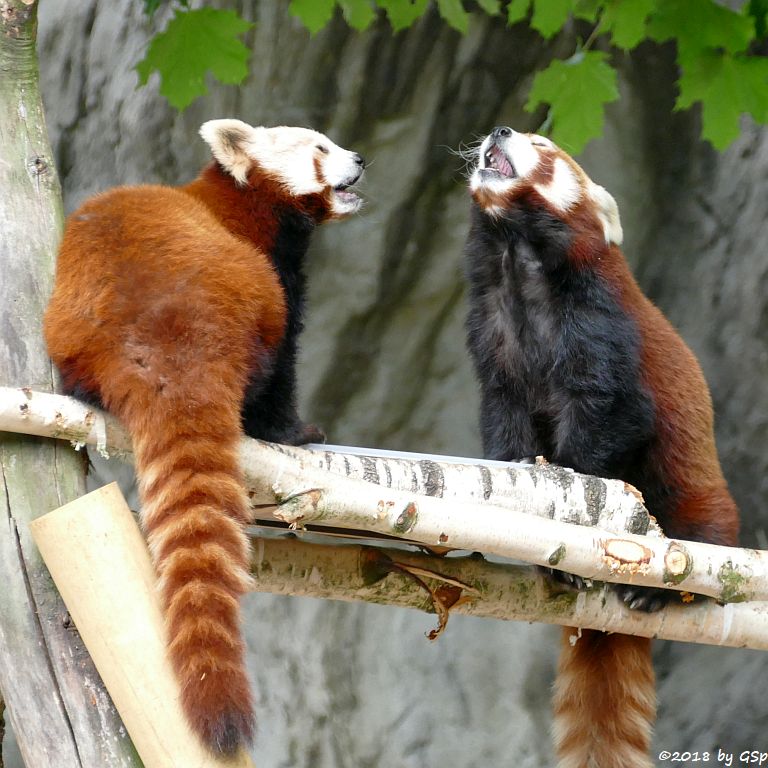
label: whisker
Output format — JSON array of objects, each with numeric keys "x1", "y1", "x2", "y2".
[{"x1": 439, "y1": 139, "x2": 483, "y2": 180}]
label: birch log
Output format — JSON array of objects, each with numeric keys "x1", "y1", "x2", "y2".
[
  {"x1": 0, "y1": 385, "x2": 653, "y2": 534},
  {"x1": 2, "y1": 387, "x2": 767, "y2": 606},
  {"x1": 0, "y1": 4, "x2": 139, "y2": 765},
  {"x1": 263, "y1": 452, "x2": 768, "y2": 603},
  {"x1": 3, "y1": 386, "x2": 767, "y2": 644},
  {"x1": 249, "y1": 535, "x2": 768, "y2": 650}
]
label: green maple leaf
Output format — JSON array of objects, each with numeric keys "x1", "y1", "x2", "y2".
[
  {"x1": 599, "y1": 0, "x2": 655, "y2": 50},
  {"x1": 573, "y1": 0, "x2": 601, "y2": 24},
  {"x1": 339, "y1": 0, "x2": 377, "y2": 31},
  {"x1": 136, "y1": 8, "x2": 253, "y2": 110},
  {"x1": 525, "y1": 50, "x2": 619, "y2": 153},
  {"x1": 376, "y1": 0, "x2": 429, "y2": 32},
  {"x1": 677, "y1": 50, "x2": 768, "y2": 149},
  {"x1": 476, "y1": 0, "x2": 501, "y2": 14},
  {"x1": 647, "y1": 0, "x2": 754, "y2": 64},
  {"x1": 748, "y1": 0, "x2": 768, "y2": 38},
  {"x1": 289, "y1": 0, "x2": 336, "y2": 34},
  {"x1": 531, "y1": 0, "x2": 573, "y2": 39},
  {"x1": 507, "y1": 0, "x2": 531, "y2": 25},
  {"x1": 436, "y1": 0, "x2": 470, "y2": 33}
]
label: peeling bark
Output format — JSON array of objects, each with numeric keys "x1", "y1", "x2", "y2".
[
  {"x1": 248, "y1": 535, "x2": 768, "y2": 651},
  {"x1": 3, "y1": 387, "x2": 766, "y2": 607}
]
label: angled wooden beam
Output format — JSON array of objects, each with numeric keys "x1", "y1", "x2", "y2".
[{"x1": 30, "y1": 483, "x2": 255, "y2": 768}]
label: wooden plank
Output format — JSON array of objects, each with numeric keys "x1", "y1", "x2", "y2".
[{"x1": 30, "y1": 484, "x2": 255, "y2": 768}]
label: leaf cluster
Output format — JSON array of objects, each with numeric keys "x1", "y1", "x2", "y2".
[{"x1": 136, "y1": 0, "x2": 768, "y2": 153}]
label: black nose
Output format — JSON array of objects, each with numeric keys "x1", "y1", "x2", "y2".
[
  {"x1": 353, "y1": 153, "x2": 365, "y2": 167},
  {"x1": 491, "y1": 126, "x2": 513, "y2": 139}
]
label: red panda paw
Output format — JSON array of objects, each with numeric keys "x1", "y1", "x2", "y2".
[
  {"x1": 540, "y1": 566, "x2": 593, "y2": 593},
  {"x1": 617, "y1": 584, "x2": 672, "y2": 613},
  {"x1": 287, "y1": 422, "x2": 326, "y2": 446}
]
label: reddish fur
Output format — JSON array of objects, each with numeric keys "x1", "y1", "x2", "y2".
[
  {"x1": 556, "y1": 170, "x2": 737, "y2": 766},
  {"x1": 43, "y1": 164, "x2": 322, "y2": 753},
  {"x1": 594, "y1": 246, "x2": 738, "y2": 545},
  {"x1": 552, "y1": 198, "x2": 737, "y2": 768},
  {"x1": 473, "y1": 137, "x2": 738, "y2": 767},
  {"x1": 554, "y1": 631, "x2": 655, "y2": 768}
]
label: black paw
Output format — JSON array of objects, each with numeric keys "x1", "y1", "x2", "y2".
[
  {"x1": 285, "y1": 422, "x2": 326, "y2": 446},
  {"x1": 540, "y1": 566, "x2": 592, "y2": 592},
  {"x1": 615, "y1": 584, "x2": 671, "y2": 613}
]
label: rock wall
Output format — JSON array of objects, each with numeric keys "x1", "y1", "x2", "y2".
[{"x1": 7, "y1": 3, "x2": 765, "y2": 766}]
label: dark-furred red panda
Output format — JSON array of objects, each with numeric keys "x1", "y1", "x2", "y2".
[
  {"x1": 44, "y1": 119, "x2": 365, "y2": 755},
  {"x1": 462, "y1": 126, "x2": 738, "y2": 768}
]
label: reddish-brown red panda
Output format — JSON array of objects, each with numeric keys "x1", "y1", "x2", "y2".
[
  {"x1": 43, "y1": 119, "x2": 365, "y2": 755},
  {"x1": 463, "y1": 126, "x2": 738, "y2": 768}
]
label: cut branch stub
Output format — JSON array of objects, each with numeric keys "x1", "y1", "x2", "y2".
[
  {"x1": 602, "y1": 538, "x2": 653, "y2": 575},
  {"x1": 664, "y1": 543, "x2": 693, "y2": 584}
]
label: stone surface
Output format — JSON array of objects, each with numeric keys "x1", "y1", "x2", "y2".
[{"x1": 5, "y1": 3, "x2": 764, "y2": 766}]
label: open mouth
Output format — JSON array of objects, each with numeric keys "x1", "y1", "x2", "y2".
[
  {"x1": 332, "y1": 179, "x2": 363, "y2": 210},
  {"x1": 333, "y1": 184, "x2": 360, "y2": 203},
  {"x1": 483, "y1": 144, "x2": 516, "y2": 178}
]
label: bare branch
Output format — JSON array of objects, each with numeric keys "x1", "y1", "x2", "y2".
[
  {"x1": 249, "y1": 534, "x2": 768, "y2": 651},
  {"x1": 2, "y1": 386, "x2": 767, "y2": 607}
]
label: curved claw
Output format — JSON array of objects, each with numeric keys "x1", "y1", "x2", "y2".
[
  {"x1": 541, "y1": 566, "x2": 592, "y2": 592},
  {"x1": 616, "y1": 584, "x2": 671, "y2": 613}
]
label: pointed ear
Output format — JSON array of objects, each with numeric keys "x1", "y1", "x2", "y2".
[
  {"x1": 199, "y1": 119, "x2": 257, "y2": 185},
  {"x1": 588, "y1": 181, "x2": 623, "y2": 246}
]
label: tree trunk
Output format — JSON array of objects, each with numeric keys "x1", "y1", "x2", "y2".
[
  {"x1": 0, "y1": 692, "x2": 4, "y2": 768},
  {"x1": 0, "y1": 3, "x2": 140, "y2": 766}
]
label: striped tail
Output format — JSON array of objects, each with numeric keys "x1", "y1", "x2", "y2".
[
  {"x1": 553, "y1": 629, "x2": 655, "y2": 768},
  {"x1": 124, "y1": 397, "x2": 255, "y2": 755}
]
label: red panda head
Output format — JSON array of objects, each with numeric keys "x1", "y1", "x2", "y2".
[
  {"x1": 469, "y1": 127, "x2": 623, "y2": 247},
  {"x1": 200, "y1": 119, "x2": 365, "y2": 219}
]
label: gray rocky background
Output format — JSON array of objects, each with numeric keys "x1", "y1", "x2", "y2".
[{"x1": 5, "y1": 2, "x2": 766, "y2": 766}]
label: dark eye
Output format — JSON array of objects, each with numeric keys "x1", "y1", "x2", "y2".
[{"x1": 316, "y1": 144, "x2": 329, "y2": 154}]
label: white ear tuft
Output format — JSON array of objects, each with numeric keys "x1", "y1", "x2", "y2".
[
  {"x1": 589, "y1": 182, "x2": 623, "y2": 246},
  {"x1": 199, "y1": 119, "x2": 256, "y2": 185}
]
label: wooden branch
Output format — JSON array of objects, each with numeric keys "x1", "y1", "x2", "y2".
[
  {"x1": 262, "y1": 451, "x2": 768, "y2": 604},
  {"x1": 0, "y1": 385, "x2": 654, "y2": 533},
  {"x1": 0, "y1": 4, "x2": 139, "y2": 765},
  {"x1": 249, "y1": 534, "x2": 768, "y2": 651},
  {"x1": 3, "y1": 387, "x2": 767, "y2": 610},
  {"x1": 243, "y1": 440, "x2": 659, "y2": 535},
  {"x1": 30, "y1": 483, "x2": 255, "y2": 768}
]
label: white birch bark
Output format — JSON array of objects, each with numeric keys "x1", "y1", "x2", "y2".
[
  {"x1": 2, "y1": 387, "x2": 766, "y2": 609},
  {"x1": 249, "y1": 534, "x2": 768, "y2": 651}
]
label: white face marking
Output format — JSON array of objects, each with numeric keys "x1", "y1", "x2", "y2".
[
  {"x1": 470, "y1": 130, "x2": 540, "y2": 194},
  {"x1": 469, "y1": 129, "x2": 624, "y2": 244},
  {"x1": 587, "y1": 180, "x2": 623, "y2": 245},
  {"x1": 533, "y1": 157, "x2": 580, "y2": 211},
  {"x1": 199, "y1": 119, "x2": 363, "y2": 215}
]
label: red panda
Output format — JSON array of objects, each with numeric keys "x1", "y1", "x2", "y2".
[
  {"x1": 462, "y1": 126, "x2": 738, "y2": 768},
  {"x1": 43, "y1": 119, "x2": 365, "y2": 755}
]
